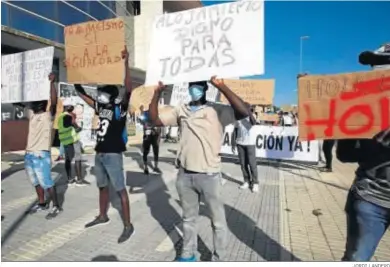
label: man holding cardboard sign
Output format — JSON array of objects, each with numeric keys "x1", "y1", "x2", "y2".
[
  {"x1": 298, "y1": 46, "x2": 390, "y2": 261},
  {"x1": 17, "y1": 73, "x2": 62, "y2": 220},
  {"x1": 69, "y1": 46, "x2": 134, "y2": 244},
  {"x1": 149, "y1": 77, "x2": 250, "y2": 261}
]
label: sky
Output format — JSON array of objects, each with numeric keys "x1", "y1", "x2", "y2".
[{"x1": 201, "y1": 0, "x2": 390, "y2": 106}]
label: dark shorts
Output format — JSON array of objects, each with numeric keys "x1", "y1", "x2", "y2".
[
  {"x1": 94, "y1": 153, "x2": 125, "y2": 191},
  {"x1": 64, "y1": 141, "x2": 82, "y2": 161}
]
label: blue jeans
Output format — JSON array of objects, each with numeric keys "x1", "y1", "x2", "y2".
[
  {"x1": 343, "y1": 190, "x2": 390, "y2": 261},
  {"x1": 59, "y1": 144, "x2": 64, "y2": 157},
  {"x1": 176, "y1": 169, "x2": 227, "y2": 261},
  {"x1": 94, "y1": 153, "x2": 125, "y2": 191},
  {"x1": 25, "y1": 151, "x2": 54, "y2": 189}
]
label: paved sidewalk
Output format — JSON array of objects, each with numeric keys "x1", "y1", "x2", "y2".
[{"x1": 1, "y1": 144, "x2": 390, "y2": 261}]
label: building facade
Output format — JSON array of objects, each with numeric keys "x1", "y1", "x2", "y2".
[{"x1": 1, "y1": 0, "x2": 202, "y2": 151}]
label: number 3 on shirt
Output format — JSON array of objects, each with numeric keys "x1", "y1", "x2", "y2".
[{"x1": 97, "y1": 119, "x2": 109, "y2": 137}]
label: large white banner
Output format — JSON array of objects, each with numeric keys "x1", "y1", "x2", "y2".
[
  {"x1": 170, "y1": 82, "x2": 220, "y2": 106},
  {"x1": 59, "y1": 82, "x2": 97, "y2": 147},
  {"x1": 221, "y1": 125, "x2": 319, "y2": 163},
  {"x1": 146, "y1": 0, "x2": 264, "y2": 85},
  {"x1": 1, "y1": 47, "x2": 55, "y2": 103}
]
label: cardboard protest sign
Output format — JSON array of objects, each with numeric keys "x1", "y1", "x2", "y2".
[
  {"x1": 281, "y1": 105, "x2": 296, "y2": 113},
  {"x1": 221, "y1": 125, "x2": 319, "y2": 163},
  {"x1": 258, "y1": 113, "x2": 279, "y2": 122},
  {"x1": 130, "y1": 85, "x2": 157, "y2": 111},
  {"x1": 298, "y1": 69, "x2": 390, "y2": 140},
  {"x1": 64, "y1": 18, "x2": 126, "y2": 85},
  {"x1": 1, "y1": 47, "x2": 54, "y2": 103},
  {"x1": 220, "y1": 79, "x2": 274, "y2": 105},
  {"x1": 170, "y1": 82, "x2": 219, "y2": 106},
  {"x1": 145, "y1": 0, "x2": 264, "y2": 85}
]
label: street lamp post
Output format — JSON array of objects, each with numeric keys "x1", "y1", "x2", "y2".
[{"x1": 299, "y1": 36, "x2": 310, "y2": 74}]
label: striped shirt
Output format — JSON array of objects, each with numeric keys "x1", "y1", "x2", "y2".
[{"x1": 352, "y1": 139, "x2": 390, "y2": 208}]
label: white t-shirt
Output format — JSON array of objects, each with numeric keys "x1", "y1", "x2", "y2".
[
  {"x1": 282, "y1": 115, "x2": 293, "y2": 126},
  {"x1": 235, "y1": 117, "x2": 254, "y2": 146}
]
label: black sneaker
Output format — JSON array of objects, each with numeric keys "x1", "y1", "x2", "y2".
[
  {"x1": 29, "y1": 203, "x2": 49, "y2": 214},
  {"x1": 68, "y1": 178, "x2": 76, "y2": 185},
  {"x1": 85, "y1": 216, "x2": 110, "y2": 228},
  {"x1": 45, "y1": 206, "x2": 63, "y2": 220},
  {"x1": 153, "y1": 167, "x2": 162, "y2": 173},
  {"x1": 320, "y1": 167, "x2": 332, "y2": 173},
  {"x1": 118, "y1": 224, "x2": 135, "y2": 244},
  {"x1": 144, "y1": 167, "x2": 149, "y2": 175},
  {"x1": 75, "y1": 179, "x2": 91, "y2": 187}
]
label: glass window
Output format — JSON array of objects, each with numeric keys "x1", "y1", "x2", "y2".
[
  {"x1": 8, "y1": 1, "x2": 57, "y2": 21},
  {"x1": 1, "y1": 2, "x2": 10, "y2": 26},
  {"x1": 67, "y1": 1, "x2": 89, "y2": 13},
  {"x1": 89, "y1": 1, "x2": 110, "y2": 20},
  {"x1": 8, "y1": 6, "x2": 59, "y2": 42},
  {"x1": 57, "y1": 1, "x2": 88, "y2": 25},
  {"x1": 102, "y1": 1, "x2": 116, "y2": 18}
]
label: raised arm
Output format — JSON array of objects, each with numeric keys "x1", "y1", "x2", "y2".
[
  {"x1": 210, "y1": 76, "x2": 250, "y2": 120},
  {"x1": 74, "y1": 84, "x2": 95, "y2": 109},
  {"x1": 149, "y1": 82, "x2": 167, "y2": 127},
  {"x1": 49, "y1": 73, "x2": 58, "y2": 117},
  {"x1": 121, "y1": 46, "x2": 132, "y2": 106}
]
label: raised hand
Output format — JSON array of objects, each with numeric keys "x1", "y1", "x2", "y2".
[
  {"x1": 48, "y1": 73, "x2": 56, "y2": 83},
  {"x1": 155, "y1": 81, "x2": 166, "y2": 94},
  {"x1": 121, "y1": 45, "x2": 129, "y2": 61},
  {"x1": 210, "y1": 76, "x2": 225, "y2": 87}
]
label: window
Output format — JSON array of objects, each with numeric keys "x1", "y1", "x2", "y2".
[
  {"x1": 102, "y1": 1, "x2": 116, "y2": 14},
  {"x1": 67, "y1": 1, "x2": 89, "y2": 13},
  {"x1": 8, "y1": 1, "x2": 57, "y2": 21},
  {"x1": 125, "y1": 1, "x2": 141, "y2": 16},
  {"x1": 57, "y1": 1, "x2": 88, "y2": 25},
  {"x1": 89, "y1": 1, "x2": 111, "y2": 20},
  {"x1": 1, "y1": 2, "x2": 10, "y2": 26},
  {"x1": 8, "y1": 6, "x2": 59, "y2": 42},
  {"x1": 132, "y1": 1, "x2": 141, "y2": 16}
]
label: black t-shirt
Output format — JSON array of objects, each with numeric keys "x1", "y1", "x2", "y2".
[{"x1": 95, "y1": 101, "x2": 128, "y2": 153}]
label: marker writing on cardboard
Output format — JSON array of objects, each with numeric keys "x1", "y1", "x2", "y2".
[{"x1": 304, "y1": 77, "x2": 390, "y2": 140}]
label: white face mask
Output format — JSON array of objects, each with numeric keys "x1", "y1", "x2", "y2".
[
  {"x1": 114, "y1": 97, "x2": 122, "y2": 104},
  {"x1": 97, "y1": 93, "x2": 110, "y2": 104}
]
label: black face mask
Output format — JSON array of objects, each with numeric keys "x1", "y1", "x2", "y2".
[{"x1": 30, "y1": 101, "x2": 48, "y2": 114}]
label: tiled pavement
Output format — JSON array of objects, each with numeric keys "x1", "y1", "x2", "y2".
[{"x1": 1, "y1": 144, "x2": 390, "y2": 261}]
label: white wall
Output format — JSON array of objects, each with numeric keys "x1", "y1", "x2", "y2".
[{"x1": 134, "y1": 1, "x2": 163, "y2": 71}]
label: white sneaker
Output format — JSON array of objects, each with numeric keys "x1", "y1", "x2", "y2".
[
  {"x1": 239, "y1": 182, "x2": 249, "y2": 190},
  {"x1": 252, "y1": 184, "x2": 259, "y2": 193}
]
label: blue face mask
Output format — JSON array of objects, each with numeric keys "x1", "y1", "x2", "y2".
[{"x1": 188, "y1": 85, "x2": 205, "y2": 101}]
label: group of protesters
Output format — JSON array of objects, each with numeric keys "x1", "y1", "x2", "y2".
[{"x1": 18, "y1": 41, "x2": 390, "y2": 262}]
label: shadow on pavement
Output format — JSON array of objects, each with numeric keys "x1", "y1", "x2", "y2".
[
  {"x1": 1, "y1": 163, "x2": 25, "y2": 181},
  {"x1": 1, "y1": 199, "x2": 38, "y2": 246},
  {"x1": 198, "y1": 204, "x2": 301, "y2": 261},
  {"x1": 281, "y1": 168, "x2": 349, "y2": 191},
  {"x1": 52, "y1": 162, "x2": 89, "y2": 208},
  {"x1": 91, "y1": 255, "x2": 119, "y2": 261},
  {"x1": 221, "y1": 172, "x2": 241, "y2": 185},
  {"x1": 126, "y1": 170, "x2": 212, "y2": 261},
  {"x1": 90, "y1": 166, "x2": 125, "y2": 223},
  {"x1": 1, "y1": 166, "x2": 71, "y2": 246},
  {"x1": 123, "y1": 151, "x2": 176, "y2": 170}
]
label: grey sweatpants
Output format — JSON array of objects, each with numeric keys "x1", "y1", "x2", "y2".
[
  {"x1": 237, "y1": 144, "x2": 258, "y2": 185},
  {"x1": 176, "y1": 168, "x2": 227, "y2": 261}
]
